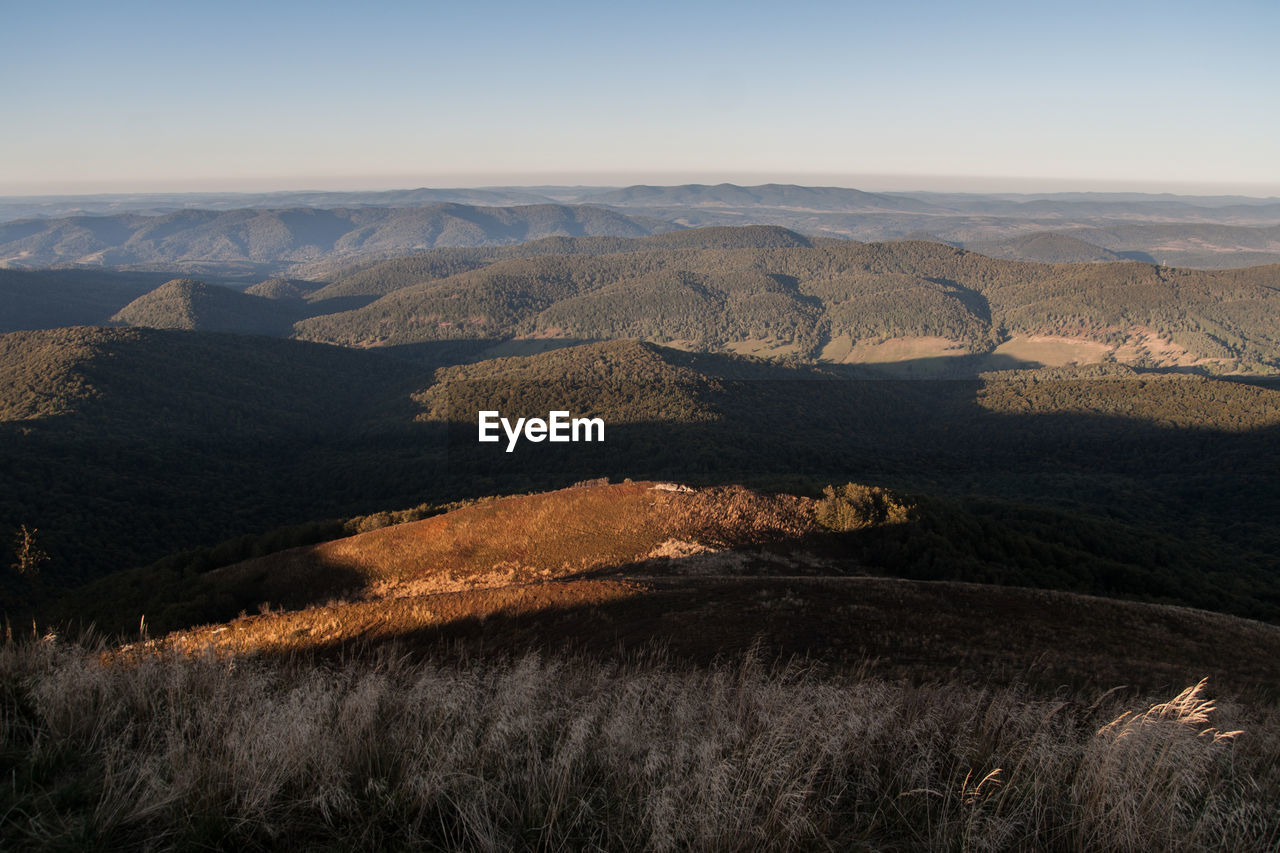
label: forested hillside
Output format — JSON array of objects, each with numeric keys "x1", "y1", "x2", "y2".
[
  {"x1": 111, "y1": 279, "x2": 298, "y2": 334},
  {"x1": 296, "y1": 234, "x2": 1280, "y2": 372},
  {"x1": 8, "y1": 225, "x2": 1279, "y2": 374},
  {"x1": 0, "y1": 268, "x2": 170, "y2": 332},
  {"x1": 966, "y1": 232, "x2": 1124, "y2": 263},
  {"x1": 0, "y1": 328, "x2": 429, "y2": 596},
  {"x1": 5, "y1": 227, "x2": 1280, "y2": 628}
]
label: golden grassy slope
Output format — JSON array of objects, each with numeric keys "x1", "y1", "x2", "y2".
[
  {"x1": 147, "y1": 482, "x2": 1280, "y2": 697},
  {"x1": 202, "y1": 482, "x2": 815, "y2": 605}
]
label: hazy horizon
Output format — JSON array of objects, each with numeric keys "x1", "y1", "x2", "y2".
[
  {"x1": 4, "y1": 172, "x2": 1280, "y2": 200},
  {"x1": 4, "y1": 1, "x2": 1277, "y2": 198}
]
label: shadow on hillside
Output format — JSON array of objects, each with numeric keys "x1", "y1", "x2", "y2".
[
  {"x1": 823, "y1": 351, "x2": 1038, "y2": 377},
  {"x1": 234, "y1": 571, "x2": 1280, "y2": 697},
  {"x1": 298, "y1": 295, "x2": 383, "y2": 315},
  {"x1": 23, "y1": 374, "x2": 1280, "y2": 634},
  {"x1": 367, "y1": 337, "x2": 601, "y2": 367},
  {"x1": 425, "y1": 377, "x2": 1280, "y2": 516},
  {"x1": 158, "y1": 261, "x2": 284, "y2": 281}
]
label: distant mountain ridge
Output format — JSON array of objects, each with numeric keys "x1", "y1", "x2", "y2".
[
  {"x1": 0, "y1": 203, "x2": 680, "y2": 272},
  {"x1": 577, "y1": 184, "x2": 1280, "y2": 268},
  {"x1": 5, "y1": 183, "x2": 1280, "y2": 270},
  {"x1": 0, "y1": 187, "x2": 564, "y2": 221},
  {"x1": 967, "y1": 232, "x2": 1125, "y2": 263},
  {"x1": 586, "y1": 183, "x2": 941, "y2": 213},
  {"x1": 6, "y1": 185, "x2": 1279, "y2": 224}
]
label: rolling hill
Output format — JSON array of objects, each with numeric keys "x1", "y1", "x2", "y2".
[
  {"x1": 20, "y1": 483, "x2": 1280, "y2": 852},
  {"x1": 13, "y1": 225, "x2": 1276, "y2": 375},
  {"x1": 299, "y1": 225, "x2": 813, "y2": 301},
  {"x1": 965, "y1": 231, "x2": 1125, "y2": 263},
  {"x1": 242, "y1": 277, "x2": 325, "y2": 300},
  {"x1": 111, "y1": 278, "x2": 299, "y2": 334}
]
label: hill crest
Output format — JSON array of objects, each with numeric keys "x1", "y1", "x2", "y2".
[
  {"x1": 968, "y1": 231, "x2": 1125, "y2": 263},
  {"x1": 112, "y1": 278, "x2": 292, "y2": 334}
]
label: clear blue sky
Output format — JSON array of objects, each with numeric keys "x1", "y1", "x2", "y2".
[{"x1": 2, "y1": 0, "x2": 1277, "y2": 194}]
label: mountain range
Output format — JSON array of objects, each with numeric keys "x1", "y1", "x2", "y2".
[
  {"x1": 5, "y1": 183, "x2": 1280, "y2": 271},
  {"x1": 0, "y1": 203, "x2": 678, "y2": 273},
  {"x1": 7, "y1": 183, "x2": 1279, "y2": 223},
  {"x1": 8, "y1": 225, "x2": 1280, "y2": 375}
]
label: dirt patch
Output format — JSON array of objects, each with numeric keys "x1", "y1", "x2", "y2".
[
  {"x1": 820, "y1": 335, "x2": 970, "y2": 365},
  {"x1": 992, "y1": 335, "x2": 1112, "y2": 367}
]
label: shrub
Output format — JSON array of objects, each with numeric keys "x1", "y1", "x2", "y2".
[{"x1": 815, "y1": 482, "x2": 913, "y2": 531}]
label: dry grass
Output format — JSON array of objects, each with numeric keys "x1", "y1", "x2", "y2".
[
  {"x1": 3, "y1": 637, "x2": 1277, "y2": 852},
  {"x1": 161, "y1": 578, "x2": 647, "y2": 659},
  {"x1": 819, "y1": 334, "x2": 971, "y2": 365},
  {"x1": 203, "y1": 482, "x2": 817, "y2": 608},
  {"x1": 154, "y1": 574, "x2": 1280, "y2": 701},
  {"x1": 991, "y1": 334, "x2": 1114, "y2": 367}
]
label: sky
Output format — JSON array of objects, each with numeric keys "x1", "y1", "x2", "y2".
[{"x1": 2, "y1": 0, "x2": 1278, "y2": 196}]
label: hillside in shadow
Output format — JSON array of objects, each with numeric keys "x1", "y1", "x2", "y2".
[{"x1": 6, "y1": 333, "x2": 1280, "y2": 629}]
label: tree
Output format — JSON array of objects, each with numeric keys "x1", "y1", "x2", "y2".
[
  {"x1": 816, "y1": 483, "x2": 913, "y2": 531},
  {"x1": 11, "y1": 525, "x2": 48, "y2": 576}
]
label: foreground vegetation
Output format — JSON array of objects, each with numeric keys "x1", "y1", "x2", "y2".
[{"x1": 2, "y1": 638, "x2": 1275, "y2": 852}]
